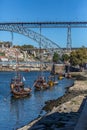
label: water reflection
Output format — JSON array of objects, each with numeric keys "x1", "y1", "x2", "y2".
[{"x1": 10, "y1": 97, "x2": 24, "y2": 129}]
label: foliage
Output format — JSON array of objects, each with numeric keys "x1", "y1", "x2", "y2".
[
  {"x1": 0, "y1": 42, "x2": 3, "y2": 45},
  {"x1": 13, "y1": 44, "x2": 34, "y2": 50},
  {"x1": 0, "y1": 52, "x2": 5, "y2": 56},
  {"x1": 53, "y1": 52, "x2": 59, "y2": 63},
  {"x1": 0, "y1": 41, "x2": 12, "y2": 47},
  {"x1": 70, "y1": 47, "x2": 87, "y2": 66},
  {"x1": 21, "y1": 44, "x2": 34, "y2": 49},
  {"x1": 61, "y1": 54, "x2": 69, "y2": 62}
]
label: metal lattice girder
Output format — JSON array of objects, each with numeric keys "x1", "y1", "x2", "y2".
[
  {"x1": 1, "y1": 21, "x2": 87, "y2": 55},
  {"x1": 0, "y1": 22, "x2": 87, "y2": 28},
  {"x1": 0, "y1": 23, "x2": 63, "y2": 55}
]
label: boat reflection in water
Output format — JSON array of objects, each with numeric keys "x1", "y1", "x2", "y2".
[{"x1": 10, "y1": 97, "x2": 25, "y2": 129}]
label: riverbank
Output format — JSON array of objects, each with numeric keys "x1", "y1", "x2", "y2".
[
  {"x1": 0, "y1": 65, "x2": 51, "y2": 72},
  {"x1": 18, "y1": 71, "x2": 87, "y2": 130}
]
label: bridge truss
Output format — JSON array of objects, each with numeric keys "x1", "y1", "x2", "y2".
[
  {"x1": 0, "y1": 21, "x2": 87, "y2": 54},
  {"x1": 0, "y1": 22, "x2": 63, "y2": 56}
]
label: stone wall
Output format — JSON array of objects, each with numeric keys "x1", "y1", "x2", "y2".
[{"x1": 54, "y1": 64, "x2": 65, "y2": 74}]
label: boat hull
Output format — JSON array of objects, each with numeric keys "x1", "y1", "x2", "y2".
[
  {"x1": 34, "y1": 81, "x2": 49, "y2": 91},
  {"x1": 12, "y1": 92, "x2": 31, "y2": 98},
  {"x1": 10, "y1": 83, "x2": 31, "y2": 98}
]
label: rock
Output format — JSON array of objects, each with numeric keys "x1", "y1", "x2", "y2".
[
  {"x1": 18, "y1": 78, "x2": 87, "y2": 130},
  {"x1": 29, "y1": 124, "x2": 46, "y2": 130}
]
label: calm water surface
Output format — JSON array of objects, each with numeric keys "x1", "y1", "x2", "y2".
[{"x1": 0, "y1": 71, "x2": 73, "y2": 130}]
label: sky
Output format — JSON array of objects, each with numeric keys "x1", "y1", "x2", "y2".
[{"x1": 0, "y1": 0, "x2": 87, "y2": 48}]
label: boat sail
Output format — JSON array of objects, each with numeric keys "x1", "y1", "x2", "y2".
[{"x1": 10, "y1": 50, "x2": 31, "y2": 98}]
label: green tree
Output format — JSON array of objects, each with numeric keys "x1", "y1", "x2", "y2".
[
  {"x1": 70, "y1": 47, "x2": 87, "y2": 66},
  {"x1": 13, "y1": 44, "x2": 34, "y2": 50},
  {"x1": 61, "y1": 54, "x2": 69, "y2": 62},
  {"x1": 0, "y1": 52, "x2": 5, "y2": 56},
  {"x1": 53, "y1": 52, "x2": 59, "y2": 63}
]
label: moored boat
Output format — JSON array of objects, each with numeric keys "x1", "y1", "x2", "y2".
[
  {"x1": 58, "y1": 76, "x2": 64, "y2": 80},
  {"x1": 10, "y1": 50, "x2": 31, "y2": 98},
  {"x1": 33, "y1": 29, "x2": 49, "y2": 91},
  {"x1": 48, "y1": 75, "x2": 58, "y2": 87},
  {"x1": 10, "y1": 75, "x2": 31, "y2": 98},
  {"x1": 33, "y1": 76, "x2": 49, "y2": 90}
]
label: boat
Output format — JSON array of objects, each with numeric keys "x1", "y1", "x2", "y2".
[
  {"x1": 33, "y1": 76, "x2": 49, "y2": 90},
  {"x1": 10, "y1": 51, "x2": 31, "y2": 98},
  {"x1": 48, "y1": 75, "x2": 58, "y2": 87},
  {"x1": 24, "y1": 69, "x2": 29, "y2": 72},
  {"x1": 58, "y1": 76, "x2": 64, "y2": 80},
  {"x1": 58, "y1": 73, "x2": 64, "y2": 80},
  {"x1": 10, "y1": 74, "x2": 31, "y2": 98},
  {"x1": 33, "y1": 28, "x2": 49, "y2": 90}
]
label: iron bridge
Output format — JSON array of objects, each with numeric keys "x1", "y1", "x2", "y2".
[
  {"x1": 0, "y1": 22, "x2": 63, "y2": 55},
  {"x1": 0, "y1": 21, "x2": 87, "y2": 54}
]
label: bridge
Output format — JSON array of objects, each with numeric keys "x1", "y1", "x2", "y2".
[
  {"x1": 0, "y1": 21, "x2": 87, "y2": 54},
  {"x1": 0, "y1": 22, "x2": 63, "y2": 55}
]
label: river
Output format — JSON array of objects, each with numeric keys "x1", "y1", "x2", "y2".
[{"x1": 0, "y1": 71, "x2": 73, "y2": 130}]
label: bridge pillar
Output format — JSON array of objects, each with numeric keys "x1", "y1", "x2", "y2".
[{"x1": 67, "y1": 26, "x2": 72, "y2": 52}]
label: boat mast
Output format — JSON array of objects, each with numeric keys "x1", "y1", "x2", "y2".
[
  {"x1": 15, "y1": 50, "x2": 19, "y2": 76},
  {"x1": 39, "y1": 24, "x2": 42, "y2": 76},
  {"x1": 11, "y1": 31, "x2": 19, "y2": 76}
]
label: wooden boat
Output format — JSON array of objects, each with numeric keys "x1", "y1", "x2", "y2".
[
  {"x1": 48, "y1": 75, "x2": 58, "y2": 87},
  {"x1": 58, "y1": 76, "x2": 64, "y2": 80},
  {"x1": 10, "y1": 50, "x2": 31, "y2": 98},
  {"x1": 48, "y1": 76, "x2": 54, "y2": 87},
  {"x1": 58, "y1": 73, "x2": 64, "y2": 80},
  {"x1": 33, "y1": 29, "x2": 49, "y2": 91},
  {"x1": 33, "y1": 76, "x2": 49, "y2": 90},
  {"x1": 48, "y1": 80, "x2": 54, "y2": 87},
  {"x1": 24, "y1": 69, "x2": 30, "y2": 72},
  {"x1": 10, "y1": 75, "x2": 31, "y2": 98}
]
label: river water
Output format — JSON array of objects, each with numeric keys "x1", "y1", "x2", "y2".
[{"x1": 0, "y1": 71, "x2": 74, "y2": 130}]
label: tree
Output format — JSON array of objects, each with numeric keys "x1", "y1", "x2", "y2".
[
  {"x1": 21, "y1": 44, "x2": 34, "y2": 49},
  {"x1": 53, "y1": 52, "x2": 59, "y2": 63},
  {"x1": 70, "y1": 47, "x2": 87, "y2": 66},
  {"x1": 61, "y1": 54, "x2": 69, "y2": 62},
  {"x1": 13, "y1": 44, "x2": 34, "y2": 50}
]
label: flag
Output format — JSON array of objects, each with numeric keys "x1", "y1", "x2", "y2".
[{"x1": 23, "y1": 76, "x2": 26, "y2": 81}]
